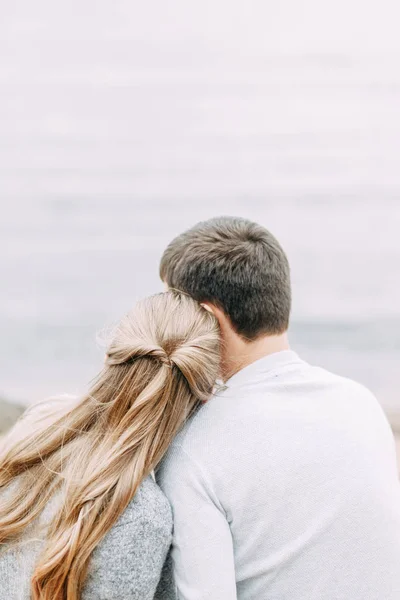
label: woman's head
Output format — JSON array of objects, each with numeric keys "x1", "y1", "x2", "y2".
[
  {"x1": 106, "y1": 290, "x2": 220, "y2": 403},
  {"x1": 0, "y1": 291, "x2": 220, "y2": 600}
]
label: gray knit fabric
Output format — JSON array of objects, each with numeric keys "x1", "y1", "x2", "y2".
[{"x1": 0, "y1": 476, "x2": 176, "y2": 600}]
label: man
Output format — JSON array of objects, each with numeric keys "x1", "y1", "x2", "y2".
[{"x1": 156, "y1": 216, "x2": 400, "y2": 600}]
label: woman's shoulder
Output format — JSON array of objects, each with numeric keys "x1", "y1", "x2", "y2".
[
  {"x1": 85, "y1": 478, "x2": 173, "y2": 599},
  {"x1": 120, "y1": 475, "x2": 173, "y2": 532},
  {"x1": 95, "y1": 476, "x2": 173, "y2": 551}
]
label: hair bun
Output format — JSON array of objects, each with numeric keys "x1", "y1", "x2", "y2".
[
  {"x1": 105, "y1": 292, "x2": 220, "y2": 400},
  {"x1": 106, "y1": 341, "x2": 171, "y2": 367}
]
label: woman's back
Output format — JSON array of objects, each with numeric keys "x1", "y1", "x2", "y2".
[
  {"x1": 0, "y1": 477, "x2": 172, "y2": 600},
  {"x1": 0, "y1": 292, "x2": 219, "y2": 599}
]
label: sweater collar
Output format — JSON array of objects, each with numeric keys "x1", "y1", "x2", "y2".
[{"x1": 224, "y1": 350, "x2": 305, "y2": 389}]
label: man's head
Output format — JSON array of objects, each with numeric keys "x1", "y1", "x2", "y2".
[
  {"x1": 160, "y1": 216, "x2": 291, "y2": 334},
  {"x1": 160, "y1": 216, "x2": 291, "y2": 377}
]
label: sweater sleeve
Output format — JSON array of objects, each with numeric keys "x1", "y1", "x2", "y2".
[
  {"x1": 83, "y1": 513, "x2": 173, "y2": 600},
  {"x1": 154, "y1": 550, "x2": 177, "y2": 600},
  {"x1": 156, "y1": 445, "x2": 237, "y2": 600}
]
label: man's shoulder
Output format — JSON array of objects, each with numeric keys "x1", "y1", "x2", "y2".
[
  {"x1": 165, "y1": 401, "x2": 219, "y2": 455},
  {"x1": 311, "y1": 365, "x2": 378, "y2": 400},
  {"x1": 159, "y1": 367, "x2": 385, "y2": 474},
  {"x1": 157, "y1": 400, "x2": 225, "y2": 484}
]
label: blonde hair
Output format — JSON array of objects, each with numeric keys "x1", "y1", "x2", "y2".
[{"x1": 0, "y1": 292, "x2": 220, "y2": 599}]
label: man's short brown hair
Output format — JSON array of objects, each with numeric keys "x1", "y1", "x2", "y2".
[{"x1": 160, "y1": 216, "x2": 291, "y2": 340}]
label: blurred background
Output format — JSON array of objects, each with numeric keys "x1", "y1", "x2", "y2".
[{"x1": 1, "y1": 1, "x2": 400, "y2": 442}]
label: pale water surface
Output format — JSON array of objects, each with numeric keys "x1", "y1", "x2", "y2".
[{"x1": 1, "y1": 1, "x2": 400, "y2": 421}]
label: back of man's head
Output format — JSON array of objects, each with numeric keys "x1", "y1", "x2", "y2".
[{"x1": 160, "y1": 216, "x2": 291, "y2": 340}]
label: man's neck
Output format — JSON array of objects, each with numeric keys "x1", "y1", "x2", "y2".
[{"x1": 221, "y1": 332, "x2": 290, "y2": 382}]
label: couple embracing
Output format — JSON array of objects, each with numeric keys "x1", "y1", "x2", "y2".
[{"x1": 1, "y1": 216, "x2": 400, "y2": 600}]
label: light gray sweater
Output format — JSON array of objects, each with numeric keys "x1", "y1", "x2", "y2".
[
  {"x1": 157, "y1": 350, "x2": 400, "y2": 600},
  {"x1": 0, "y1": 476, "x2": 175, "y2": 600}
]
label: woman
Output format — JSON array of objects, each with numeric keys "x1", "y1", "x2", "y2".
[{"x1": 0, "y1": 292, "x2": 220, "y2": 600}]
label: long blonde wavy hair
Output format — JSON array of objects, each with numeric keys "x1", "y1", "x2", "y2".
[{"x1": 0, "y1": 292, "x2": 220, "y2": 600}]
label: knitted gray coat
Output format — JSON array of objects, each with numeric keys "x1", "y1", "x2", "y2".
[{"x1": 0, "y1": 477, "x2": 176, "y2": 599}]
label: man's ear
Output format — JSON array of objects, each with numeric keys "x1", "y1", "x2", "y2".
[
  {"x1": 200, "y1": 303, "x2": 232, "y2": 332},
  {"x1": 200, "y1": 302, "x2": 214, "y2": 313}
]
